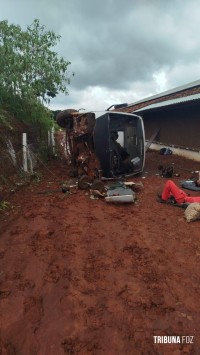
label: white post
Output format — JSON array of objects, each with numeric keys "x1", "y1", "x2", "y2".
[
  {"x1": 22, "y1": 133, "x2": 28, "y2": 172},
  {"x1": 51, "y1": 127, "x2": 55, "y2": 154}
]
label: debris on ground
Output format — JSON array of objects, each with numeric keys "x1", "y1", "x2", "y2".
[
  {"x1": 105, "y1": 182, "x2": 136, "y2": 203},
  {"x1": 185, "y1": 202, "x2": 200, "y2": 222},
  {"x1": 159, "y1": 147, "x2": 173, "y2": 155},
  {"x1": 124, "y1": 181, "x2": 144, "y2": 192},
  {"x1": 158, "y1": 164, "x2": 174, "y2": 178},
  {"x1": 89, "y1": 189, "x2": 106, "y2": 198},
  {"x1": 180, "y1": 179, "x2": 200, "y2": 191}
]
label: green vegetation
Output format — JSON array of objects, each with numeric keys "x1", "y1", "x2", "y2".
[{"x1": 0, "y1": 19, "x2": 72, "y2": 131}]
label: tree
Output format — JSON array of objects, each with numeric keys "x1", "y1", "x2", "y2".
[{"x1": 0, "y1": 19, "x2": 72, "y2": 103}]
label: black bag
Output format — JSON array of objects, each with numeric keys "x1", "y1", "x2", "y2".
[{"x1": 159, "y1": 148, "x2": 173, "y2": 155}]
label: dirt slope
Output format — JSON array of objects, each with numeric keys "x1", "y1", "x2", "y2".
[{"x1": 0, "y1": 151, "x2": 200, "y2": 354}]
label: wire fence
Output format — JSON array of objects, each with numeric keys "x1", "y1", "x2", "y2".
[{"x1": 0, "y1": 127, "x2": 57, "y2": 183}]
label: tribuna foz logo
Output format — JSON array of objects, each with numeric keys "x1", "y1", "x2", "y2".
[{"x1": 153, "y1": 336, "x2": 194, "y2": 344}]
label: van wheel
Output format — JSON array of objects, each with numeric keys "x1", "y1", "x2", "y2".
[{"x1": 56, "y1": 109, "x2": 78, "y2": 128}]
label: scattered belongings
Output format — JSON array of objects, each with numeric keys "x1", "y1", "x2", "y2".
[
  {"x1": 180, "y1": 179, "x2": 200, "y2": 191},
  {"x1": 158, "y1": 165, "x2": 174, "y2": 178},
  {"x1": 78, "y1": 175, "x2": 105, "y2": 193},
  {"x1": 185, "y1": 203, "x2": 200, "y2": 222},
  {"x1": 79, "y1": 178, "x2": 141, "y2": 203},
  {"x1": 37, "y1": 176, "x2": 142, "y2": 205},
  {"x1": 157, "y1": 163, "x2": 181, "y2": 178},
  {"x1": 105, "y1": 182, "x2": 136, "y2": 203},
  {"x1": 159, "y1": 147, "x2": 173, "y2": 155}
]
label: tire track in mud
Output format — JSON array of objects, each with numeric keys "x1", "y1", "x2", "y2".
[
  {"x1": 56, "y1": 197, "x2": 164, "y2": 354},
  {"x1": 19, "y1": 193, "x2": 197, "y2": 353},
  {"x1": 66, "y1": 198, "x2": 197, "y2": 354}
]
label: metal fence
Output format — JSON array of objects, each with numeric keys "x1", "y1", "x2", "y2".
[{"x1": 0, "y1": 128, "x2": 56, "y2": 180}]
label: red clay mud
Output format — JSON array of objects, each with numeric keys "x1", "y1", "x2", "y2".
[{"x1": 0, "y1": 151, "x2": 200, "y2": 354}]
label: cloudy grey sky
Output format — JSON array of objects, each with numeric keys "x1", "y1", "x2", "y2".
[{"x1": 1, "y1": 0, "x2": 200, "y2": 111}]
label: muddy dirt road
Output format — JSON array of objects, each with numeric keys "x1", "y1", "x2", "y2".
[{"x1": 1, "y1": 151, "x2": 200, "y2": 354}]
